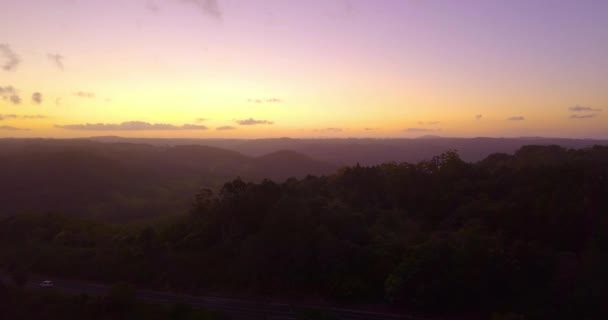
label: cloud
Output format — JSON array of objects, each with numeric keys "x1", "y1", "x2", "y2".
[
  {"x1": 363, "y1": 128, "x2": 377, "y2": 131},
  {"x1": 507, "y1": 116, "x2": 525, "y2": 121},
  {"x1": 216, "y1": 126, "x2": 236, "y2": 131},
  {"x1": 21, "y1": 114, "x2": 47, "y2": 119},
  {"x1": 0, "y1": 125, "x2": 29, "y2": 131},
  {"x1": 178, "y1": 0, "x2": 222, "y2": 19},
  {"x1": 0, "y1": 86, "x2": 21, "y2": 104},
  {"x1": 32, "y1": 92, "x2": 42, "y2": 104},
  {"x1": 417, "y1": 121, "x2": 440, "y2": 125},
  {"x1": 236, "y1": 118, "x2": 274, "y2": 125},
  {"x1": 74, "y1": 91, "x2": 95, "y2": 98},
  {"x1": 47, "y1": 53, "x2": 65, "y2": 70},
  {"x1": 56, "y1": 121, "x2": 209, "y2": 131},
  {"x1": 181, "y1": 124, "x2": 208, "y2": 130},
  {"x1": 248, "y1": 98, "x2": 283, "y2": 104},
  {"x1": 195, "y1": 118, "x2": 207, "y2": 123},
  {"x1": 146, "y1": 1, "x2": 160, "y2": 13},
  {"x1": 55, "y1": 98, "x2": 62, "y2": 106},
  {"x1": 0, "y1": 44, "x2": 20, "y2": 71},
  {"x1": 9, "y1": 95, "x2": 21, "y2": 104},
  {"x1": 405, "y1": 128, "x2": 438, "y2": 132},
  {"x1": 0, "y1": 86, "x2": 16, "y2": 95},
  {"x1": 570, "y1": 114, "x2": 597, "y2": 119},
  {"x1": 318, "y1": 127, "x2": 343, "y2": 132},
  {"x1": 0, "y1": 114, "x2": 46, "y2": 120},
  {"x1": 569, "y1": 105, "x2": 602, "y2": 112},
  {"x1": 0, "y1": 114, "x2": 17, "y2": 120},
  {"x1": 475, "y1": 114, "x2": 483, "y2": 120}
]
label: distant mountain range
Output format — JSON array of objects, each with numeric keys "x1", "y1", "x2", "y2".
[
  {"x1": 87, "y1": 136, "x2": 608, "y2": 165},
  {"x1": 1, "y1": 137, "x2": 606, "y2": 221},
  {"x1": 0, "y1": 139, "x2": 336, "y2": 221}
]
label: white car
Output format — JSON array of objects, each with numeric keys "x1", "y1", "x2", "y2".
[{"x1": 39, "y1": 280, "x2": 54, "y2": 288}]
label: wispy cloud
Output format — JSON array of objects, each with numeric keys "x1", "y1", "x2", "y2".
[
  {"x1": 181, "y1": 124, "x2": 208, "y2": 130},
  {"x1": 32, "y1": 92, "x2": 42, "y2": 104},
  {"x1": 47, "y1": 53, "x2": 65, "y2": 70},
  {"x1": 0, "y1": 114, "x2": 46, "y2": 120},
  {"x1": 146, "y1": 0, "x2": 161, "y2": 13},
  {"x1": 417, "y1": 121, "x2": 440, "y2": 125},
  {"x1": 0, "y1": 86, "x2": 21, "y2": 104},
  {"x1": 195, "y1": 118, "x2": 207, "y2": 123},
  {"x1": 9, "y1": 95, "x2": 21, "y2": 104},
  {"x1": 56, "y1": 121, "x2": 208, "y2": 131},
  {"x1": 507, "y1": 116, "x2": 525, "y2": 121},
  {"x1": 0, "y1": 44, "x2": 20, "y2": 71},
  {"x1": 0, "y1": 125, "x2": 29, "y2": 131},
  {"x1": 570, "y1": 114, "x2": 597, "y2": 119},
  {"x1": 0, "y1": 114, "x2": 17, "y2": 121},
  {"x1": 236, "y1": 118, "x2": 274, "y2": 125},
  {"x1": 74, "y1": 91, "x2": 95, "y2": 98},
  {"x1": 247, "y1": 98, "x2": 283, "y2": 104},
  {"x1": 405, "y1": 127, "x2": 438, "y2": 132},
  {"x1": 363, "y1": 128, "x2": 377, "y2": 131},
  {"x1": 55, "y1": 98, "x2": 62, "y2": 106},
  {"x1": 317, "y1": 127, "x2": 343, "y2": 132},
  {"x1": 178, "y1": 0, "x2": 222, "y2": 20},
  {"x1": 21, "y1": 115, "x2": 47, "y2": 119},
  {"x1": 216, "y1": 125, "x2": 236, "y2": 131},
  {"x1": 475, "y1": 114, "x2": 483, "y2": 120},
  {"x1": 569, "y1": 105, "x2": 602, "y2": 112},
  {"x1": 0, "y1": 86, "x2": 16, "y2": 95}
]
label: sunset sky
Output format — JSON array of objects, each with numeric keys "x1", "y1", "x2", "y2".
[{"x1": 1, "y1": 0, "x2": 607, "y2": 138}]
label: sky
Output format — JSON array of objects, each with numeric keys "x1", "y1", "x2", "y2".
[{"x1": 1, "y1": 0, "x2": 607, "y2": 139}]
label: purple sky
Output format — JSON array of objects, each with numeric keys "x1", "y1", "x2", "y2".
[{"x1": 1, "y1": 0, "x2": 607, "y2": 138}]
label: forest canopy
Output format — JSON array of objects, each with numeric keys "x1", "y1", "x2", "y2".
[{"x1": 1, "y1": 145, "x2": 607, "y2": 319}]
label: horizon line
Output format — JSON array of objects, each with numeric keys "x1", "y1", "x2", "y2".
[{"x1": 1, "y1": 135, "x2": 608, "y2": 141}]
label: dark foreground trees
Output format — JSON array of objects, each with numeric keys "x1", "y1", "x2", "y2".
[
  {"x1": 0, "y1": 285, "x2": 222, "y2": 320},
  {"x1": 0, "y1": 145, "x2": 607, "y2": 319}
]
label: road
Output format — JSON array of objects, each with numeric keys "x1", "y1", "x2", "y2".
[{"x1": 19, "y1": 276, "x2": 422, "y2": 320}]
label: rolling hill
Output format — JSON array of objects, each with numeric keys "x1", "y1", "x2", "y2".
[
  {"x1": 88, "y1": 136, "x2": 608, "y2": 165},
  {"x1": 0, "y1": 139, "x2": 336, "y2": 221}
]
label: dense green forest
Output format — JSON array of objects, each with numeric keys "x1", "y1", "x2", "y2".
[{"x1": 1, "y1": 145, "x2": 607, "y2": 319}]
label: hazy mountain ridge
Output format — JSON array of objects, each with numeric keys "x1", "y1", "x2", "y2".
[
  {"x1": 2, "y1": 137, "x2": 606, "y2": 221},
  {"x1": 87, "y1": 136, "x2": 608, "y2": 165},
  {"x1": 0, "y1": 139, "x2": 336, "y2": 221}
]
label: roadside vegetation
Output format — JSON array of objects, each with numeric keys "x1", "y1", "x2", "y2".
[{"x1": 0, "y1": 279, "x2": 223, "y2": 320}]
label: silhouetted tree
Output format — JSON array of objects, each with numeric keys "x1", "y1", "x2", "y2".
[
  {"x1": 106, "y1": 283, "x2": 136, "y2": 312},
  {"x1": 1, "y1": 146, "x2": 608, "y2": 318}
]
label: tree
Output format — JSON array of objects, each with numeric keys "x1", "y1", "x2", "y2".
[
  {"x1": 9, "y1": 267, "x2": 28, "y2": 288},
  {"x1": 106, "y1": 283, "x2": 136, "y2": 312},
  {"x1": 170, "y1": 303, "x2": 193, "y2": 320}
]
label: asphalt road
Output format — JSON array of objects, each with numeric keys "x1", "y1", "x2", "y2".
[{"x1": 21, "y1": 276, "x2": 421, "y2": 320}]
